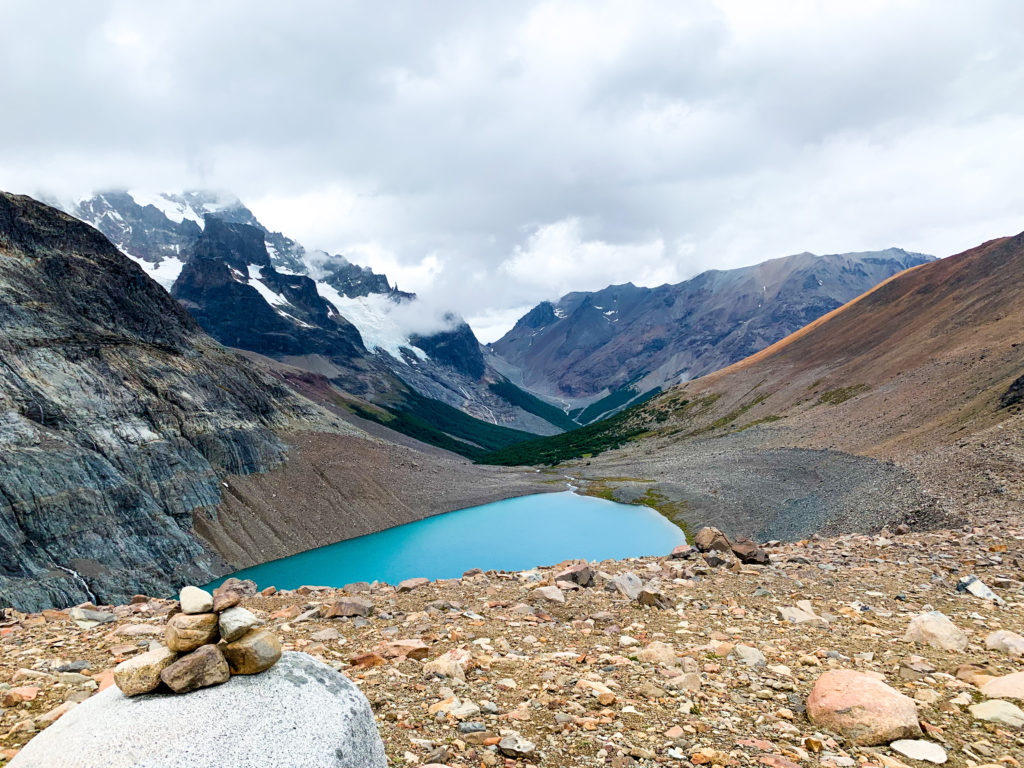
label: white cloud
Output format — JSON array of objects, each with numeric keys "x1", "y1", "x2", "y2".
[
  {"x1": 500, "y1": 218, "x2": 673, "y2": 297},
  {"x1": 1, "y1": 0, "x2": 1023, "y2": 342}
]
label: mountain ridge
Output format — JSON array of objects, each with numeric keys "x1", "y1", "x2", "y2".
[{"x1": 490, "y1": 247, "x2": 935, "y2": 418}]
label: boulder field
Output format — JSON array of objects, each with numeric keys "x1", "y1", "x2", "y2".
[{"x1": 1, "y1": 521, "x2": 1023, "y2": 767}]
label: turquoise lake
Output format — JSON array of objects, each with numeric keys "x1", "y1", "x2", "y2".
[{"x1": 208, "y1": 491, "x2": 685, "y2": 591}]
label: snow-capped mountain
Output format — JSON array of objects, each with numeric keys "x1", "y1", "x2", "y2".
[{"x1": 64, "y1": 190, "x2": 568, "y2": 447}]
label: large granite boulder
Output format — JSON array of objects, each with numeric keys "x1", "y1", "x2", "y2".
[{"x1": 9, "y1": 653, "x2": 387, "y2": 768}]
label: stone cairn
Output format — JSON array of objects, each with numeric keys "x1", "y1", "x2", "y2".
[{"x1": 112, "y1": 578, "x2": 281, "y2": 696}]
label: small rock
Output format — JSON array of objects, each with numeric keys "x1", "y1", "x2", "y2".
[
  {"x1": 497, "y1": 733, "x2": 535, "y2": 758},
  {"x1": 669, "y1": 544, "x2": 696, "y2": 559},
  {"x1": 68, "y1": 607, "x2": 115, "y2": 627},
  {"x1": 113, "y1": 645, "x2": 177, "y2": 696},
  {"x1": 730, "y1": 537, "x2": 770, "y2": 565},
  {"x1": 693, "y1": 526, "x2": 732, "y2": 553},
  {"x1": 777, "y1": 605, "x2": 829, "y2": 628},
  {"x1": 555, "y1": 563, "x2": 594, "y2": 587},
  {"x1": 165, "y1": 612, "x2": 219, "y2": 653},
  {"x1": 899, "y1": 656, "x2": 937, "y2": 681},
  {"x1": 533, "y1": 585, "x2": 565, "y2": 604},
  {"x1": 424, "y1": 648, "x2": 473, "y2": 681},
  {"x1": 381, "y1": 639, "x2": 430, "y2": 660},
  {"x1": 957, "y1": 575, "x2": 1005, "y2": 605},
  {"x1": 179, "y1": 586, "x2": 214, "y2": 615},
  {"x1": 115, "y1": 624, "x2": 163, "y2": 637},
  {"x1": 1, "y1": 687, "x2": 39, "y2": 707},
  {"x1": 903, "y1": 611, "x2": 967, "y2": 651},
  {"x1": 985, "y1": 629, "x2": 1024, "y2": 657},
  {"x1": 310, "y1": 628, "x2": 341, "y2": 642},
  {"x1": 637, "y1": 589, "x2": 672, "y2": 609},
  {"x1": 397, "y1": 577, "x2": 429, "y2": 593},
  {"x1": 664, "y1": 672, "x2": 701, "y2": 691},
  {"x1": 222, "y1": 630, "x2": 282, "y2": 675},
  {"x1": 889, "y1": 740, "x2": 947, "y2": 764},
  {"x1": 211, "y1": 578, "x2": 256, "y2": 612},
  {"x1": 159, "y1": 645, "x2": 230, "y2": 693},
  {"x1": 734, "y1": 644, "x2": 767, "y2": 667},
  {"x1": 219, "y1": 606, "x2": 260, "y2": 643},
  {"x1": 606, "y1": 572, "x2": 643, "y2": 600},
  {"x1": 968, "y1": 699, "x2": 1024, "y2": 728},
  {"x1": 806, "y1": 669, "x2": 922, "y2": 745},
  {"x1": 703, "y1": 551, "x2": 736, "y2": 569},
  {"x1": 979, "y1": 671, "x2": 1024, "y2": 701},
  {"x1": 637, "y1": 641, "x2": 677, "y2": 666},
  {"x1": 322, "y1": 597, "x2": 374, "y2": 618}
]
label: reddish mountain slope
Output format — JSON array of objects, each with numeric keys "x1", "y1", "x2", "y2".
[{"x1": 648, "y1": 232, "x2": 1024, "y2": 457}]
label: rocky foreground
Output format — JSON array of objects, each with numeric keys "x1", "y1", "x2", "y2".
[{"x1": 1, "y1": 521, "x2": 1023, "y2": 768}]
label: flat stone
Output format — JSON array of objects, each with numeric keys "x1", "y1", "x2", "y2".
[
  {"x1": 381, "y1": 639, "x2": 429, "y2": 660},
  {"x1": 7, "y1": 653, "x2": 386, "y2": 768},
  {"x1": 397, "y1": 577, "x2": 429, "y2": 593},
  {"x1": 424, "y1": 648, "x2": 473, "y2": 681},
  {"x1": 113, "y1": 646, "x2": 176, "y2": 697},
  {"x1": 533, "y1": 585, "x2": 565, "y2": 604},
  {"x1": 806, "y1": 669, "x2": 922, "y2": 746},
  {"x1": 664, "y1": 672, "x2": 701, "y2": 691},
  {"x1": 968, "y1": 699, "x2": 1024, "y2": 728},
  {"x1": 979, "y1": 671, "x2": 1024, "y2": 701},
  {"x1": 637, "y1": 641, "x2": 677, "y2": 666},
  {"x1": 957, "y1": 575, "x2": 1005, "y2": 605},
  {"x1": 890, "y1": 740, "x2": 947, "y2": 764},
  {"x1": 903, "y1": 611, "x2": 967, "y2": 651},
  {"x1": 219, "y1": 606, "x2": 260, "y2": 643},
  {"x1": 310, "y1": 628, "x2": 341, "y2": 642},
  {"x1": 211, "y1": 578, "x2": 256, "y2": 612},
  {"x1": 115, "y1": 624, "x2": 163, "y2": 637},
  {"x1": 637, "y1": 589, "x2": 672, "y2": 609},
  {"x1": 159, "y1": 645, "x2": 230, "y2": 693},
  {"x1": 322, "y1": 597, "x2": 374, "y2": 618},
  {"x1": 223, "y1": 630, "x2": 282, "y2": 675},
  {"x1": 777, "y1": 605, "x2": 829, "y2": 628},
  {"x1": 734, "y1": 644, "x2": 767, "y2": 667},
  {"x1": 165, "y1": 612, "x2": 219, "y2": 653},
  {"x1": 2, "y1": 687, "x2": 39, "y2": 707},
  {"x1": 179, "y1": 586, "x2": 214, "y2": 615},
  {"x1": 67, "y1": 607, "x2": 115, "y2": 626},
  {"x1": 606, "y1": 572, "x2": 642, "y2": 600},
  {"x1": 498, "y1": 733, "x2": 535, "y2": 757},
  {"x1": 731, "y1": 537, "x2": 770, "y2": 565},
  {"x1": 985, "y1": 629, "x2": 1024, "y2": 657}
]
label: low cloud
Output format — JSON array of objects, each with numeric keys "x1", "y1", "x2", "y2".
[{"x1": 2, "y1": 1, "x2": 1023, "y2": 341}]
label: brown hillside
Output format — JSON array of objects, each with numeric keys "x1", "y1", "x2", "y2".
[
  {"x1": 570, "y1": 232, "x2": 1023, "y2": 539},
  {"x1": 652, "y1": 231, "x2": 1024, "y2": 457}
]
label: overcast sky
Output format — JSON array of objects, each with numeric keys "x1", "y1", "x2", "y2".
[{"x1": 2, "y1": 1, "x2": 1023, "y2": 341}]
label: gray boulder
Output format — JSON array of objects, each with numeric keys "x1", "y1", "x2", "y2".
[{"x1": 9, "y1": 653, "x2": 387, "y2": 768}]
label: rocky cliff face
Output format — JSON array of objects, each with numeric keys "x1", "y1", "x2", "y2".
[
  {"x1": 0, "y1": 193, "x2": 315, "y2": 611},
  {"x1": 172, "y1": 222, "x2": 366, "y2": 365},
  {"x1": 490, "y1": 249, "x2": 934, "y2": 410}
]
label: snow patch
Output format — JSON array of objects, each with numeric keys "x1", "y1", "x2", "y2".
[
  {"x1": 125, "y1": 254, "x2": 186, "y2": 291},
  {"x1": 315, "y1": 282, "x2": 428, "y2": 361},
  {"x1": 246, "y1": 265, "x2": 291, "y2": 308},
  {"x1": 127, "y1": 190, "x2": 205, "y2": 228}
]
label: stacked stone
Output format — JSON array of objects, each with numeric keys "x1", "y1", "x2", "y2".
[{"x1": 112, "y1": 579, "x2": 282, "y2": 697}]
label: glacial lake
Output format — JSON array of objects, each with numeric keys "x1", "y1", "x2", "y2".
[{"x1": 207, "y1": 491, "x2": 685, "y2": 591}]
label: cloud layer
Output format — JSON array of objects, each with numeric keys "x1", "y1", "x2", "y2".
[{"x1": 2, "y1": 1, "x2": 1023, "y2": 340}]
